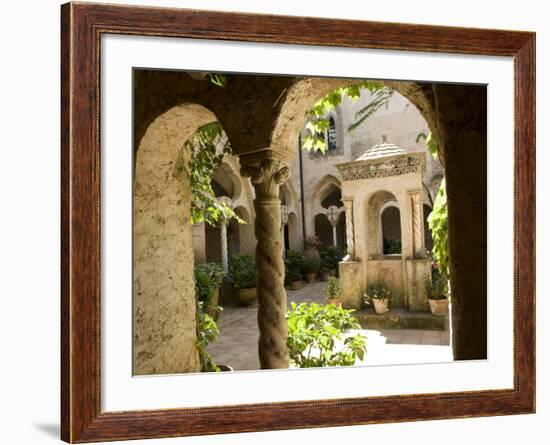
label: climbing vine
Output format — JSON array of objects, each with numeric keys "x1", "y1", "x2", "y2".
[
  {"x1": 422, "y1": 131, "x2": 449, "y2": 293},
  {"x1": 182, "y1": 121, "x2": 242, "y2": 226}
]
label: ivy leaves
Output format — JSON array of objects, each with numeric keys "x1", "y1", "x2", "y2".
[
  {"x1": 302, "y1": 81, "x2": 391, "y2": 153},
  {"x1": 184, "y1": 121, "x2": 242, "y2": 226}
]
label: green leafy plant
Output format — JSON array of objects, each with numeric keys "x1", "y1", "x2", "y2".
[
  {"x1": 284, "y1": 250, "x2": 305, "y2": 282},
  {"x1": 425, "y1": 264, "x2": 448, "y2": 300},
  {"x1": 320, "y1": 246, "x2": 346, "y2": 272},
  {"x1": 416, "y1": 131, "x2": 439, "y2": 159},
  {"x1": 194, "y1": 262, "x2": 226, "y2": 305},
  {"x1": 180, "y1": 121, "x2": 243, "y2": 226},
  {"x1": 427, "y1": 178, "x2": 449, "y2": 294},
  {"x1": 286, "y1": 303, "x2": 367, "y2": 368},
  {"x1": 195, "y1": 301, "x2": 221, "y2": 372},
  {"x1": 383, "y1": 238, "x2": 402, "y2": 255},
  {"x1": 325, "y1": 277, "x2": 343, "y2": 302},
  {"x1": 228, "y1": 254, "x2": 257, "y2": 289},
  {"x1": 302, "y1": 256, "x2": 320, "y2": 274},
  {"x1": 364, "y1": 283, "x2": 391, "y2": 305}
]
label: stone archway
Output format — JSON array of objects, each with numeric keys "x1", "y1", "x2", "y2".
[
  {"x1": 133, "y1": 103, "x2": 218, "y2": 375},
  {"x1": 270, "y1": 77, "x2": 486, "y2": 360}
]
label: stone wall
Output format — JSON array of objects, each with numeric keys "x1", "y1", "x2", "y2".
[{"x1": 133, "y1": 104, "x2": 216, "y2": 375}]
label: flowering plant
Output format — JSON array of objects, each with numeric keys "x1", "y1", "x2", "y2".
[{"x1": 304, "y1": 235, "x2": 321, "y2": 249}]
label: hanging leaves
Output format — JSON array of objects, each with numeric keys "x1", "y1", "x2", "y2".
[{"x1": 183, "y1": 121, "x2": 243, "y2": 226}]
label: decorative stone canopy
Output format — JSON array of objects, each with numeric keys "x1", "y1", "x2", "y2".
[{"x1": 336, "y1": 137, "x2": 426, "y2": 182}]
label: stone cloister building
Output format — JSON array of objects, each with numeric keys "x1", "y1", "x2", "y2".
[
  {"x1": 191, "y1": 91, "x2": 443, "y2": 275},
  {"x1": 133, "y1": 70, "x2": 487, "y2": 375}
]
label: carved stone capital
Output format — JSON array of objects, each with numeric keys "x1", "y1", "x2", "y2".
[{"x1": 240, "y1": 150, "x2": 290, "y2": 199}]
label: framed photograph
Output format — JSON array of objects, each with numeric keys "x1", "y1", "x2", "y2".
[{"x1": 61, "y1": 2, "x2": 535, "y2": 442}]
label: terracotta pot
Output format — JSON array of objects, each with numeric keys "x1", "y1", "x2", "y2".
[
  {"x1": 321, "y1": 271, "x2": 331, "y2": 282},
  {"x1": 373, "y1": 298, "x2": 389, "y2": 314},
  {"x1": 235, "y1": 287, "x2": 257, "y2": 306},
  {"x1": 303, "y1": 247, "x2": 320, "y2": 261},
  {"x1": 305, "y1": 272, "x2": 317, "y2": 283},
  {"x1": 289, "y1": 280, "x2": 304, "y2": 290},
  {"x1": 429, "y1": 298, "x2": 448, "y2": 317},
  {"x1": 326, "y1": 298, "x2": 342, "y2": 307}
]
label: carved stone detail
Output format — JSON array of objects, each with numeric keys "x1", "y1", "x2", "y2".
[{"x1": 337, "y1": 155, "x2": 423, "y2": 181}]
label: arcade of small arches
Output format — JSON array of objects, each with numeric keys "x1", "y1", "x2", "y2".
[{"x1": 133, "y1": 70, "x2": 488, "y2": 375}]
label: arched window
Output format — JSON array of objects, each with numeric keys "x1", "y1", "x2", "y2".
[
  {"x1": 327, "y1": 116, "x2": 337, "y2": 151},
  {"x1": 381, "y1": 205, "x2": 402, "y2": 255}
]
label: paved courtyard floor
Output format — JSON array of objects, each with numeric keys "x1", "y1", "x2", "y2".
[{"x1": 208, "y1": 281, "x2": 451, "y2": 371}]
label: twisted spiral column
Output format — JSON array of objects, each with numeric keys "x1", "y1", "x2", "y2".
[
  {"x1": 409, "y1": 190, "x2": 424, "y2": 258},
  {"x1": 342, "y1": 199, "x2": 355, "y2": 260},
  {"x1": 241, "y1": 154, "x2": 290, "y2": 369}
]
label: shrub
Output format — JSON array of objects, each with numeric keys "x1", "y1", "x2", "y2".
[
  {"x1": 302, "y1": 256, "x2": 320, "y2": 274},
  {"x1": 325, "y1": 276, "x2": 343, "y2": 301},
  {"x1": 286, "y1": 303, "x2": 367, "y2": 368},
  {"x1": 228, "y1": 254, "x2": 256, "y2": 289},
  {"x1": 284, "y1": 250, "x2": 305, "y2": 282},
  {"x1": 194, "y1": 262, "x2": 225, "y2": 305},
  {"x1": 320, "y1": 246, "x2": 346, "y2": 271},
  {"x1": 425, "y1": 266, "x2": 447, "y2": 300}
]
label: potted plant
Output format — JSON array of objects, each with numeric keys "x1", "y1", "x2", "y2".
[
  {"x1": 285, "y1": 250, "x2": 305, "y2": 290},
  {"x1": 320, "y1": 264, "x2": 332, "y2": 282},
  {"x1": 303, "y1": 235, "x2": 321, "y2": 260},
  {"x1": 426, "y1": 266, "x2": 448, "y2": 317},
  {"x1": 325, "y1": 276, "x2": 343, "y2": 306},
  {"x1": 364, "y1": 283, "x2": 391, "y2": 314},
  {"x1": 228, "y1": 254, "x2": 257, "y2": 306},
  {"x1": 302, "y1": 256, "x2": 320, "y2": 283},
  {"x1": 320, "y1": 246, "x2": 346, "y2": 276},
  {"x1": 194, "y1": 262, "x2": 225, "y2": 320}
]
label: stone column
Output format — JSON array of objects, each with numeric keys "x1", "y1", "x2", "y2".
[
  {"x1": 240, "y1": 151, "x2": 291, "y2": 369},
  {"x1": 281, "y1": 204, "x2": 289, "y2": 257},
  {"x1": 217, "y1": 197, "x2": 232, "y2": 272},
  {"x1": 219, "y1": 222, "x2": 228, "y2": 272},
  {"x1": 327, "y1": 205, "x2": 340, "y2": 247},
  {"x1": 342, "y1": 199, "x2": 355, "y2": 260},
  {"x1": 409, "y1": 190, "x2": 424, "y2": 258}
]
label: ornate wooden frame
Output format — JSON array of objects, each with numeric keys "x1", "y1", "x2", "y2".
[{"x1": 61, "y1": 2, "x2": 536, "y2": 442}]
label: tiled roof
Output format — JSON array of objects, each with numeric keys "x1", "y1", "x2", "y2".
[{"x1": 356, "y1": 141, "x2": 404, "y2": 161}]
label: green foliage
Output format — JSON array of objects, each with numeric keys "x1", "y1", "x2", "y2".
[
  {"x1": 194, "y1": 262, "x2": 226, "y2": 305},
  {"x1": 320, "y1": 246, "x2": 346, "y2": 271},
  {"x1": 302, "y1": 81, "x2": 389, "y2": 153},
  {"x1": 207, "y1": 73, "x2": 227, "y2": 87},
  {"x1": 416, "y1": 131, "x2": 439, "y2": 159},
  {"x1": 286, "y1": 303, "x2": 367, "y2": 368},
  {"x1": 184, "y1": 121, "x2": 242, "y2": 226},
  {"x1": 364, "y1": 283, "x2": 391, "y2": 304},
  {"x1": 284, "y1": 250, "x2": 305, "y2": 282},
  {"x1": 383, "y1": 239, "x2": 402, "y2": 254},
  {"x1": 228, "y1": 254, "x2": 257, "y2": 289},
  {"x1": 302, "y1": 256, "x2": 320, "y2": 274},
  {"x1": 325, "y1": 277, "x2": 343, "y2": 301},
  {"x1": 427, "y1": 178, "x2": 449, "y2": 293},
  {"x1": 195, "y1": 302, "x2": 221, "y2": 372},
  {"x1": 425, "y1": 266, "x2": 447, "y2": 300}
]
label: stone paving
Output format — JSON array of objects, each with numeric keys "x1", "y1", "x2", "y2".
[{"x1": 208, "y1": 281, "x2": 451, "y2": 371}]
